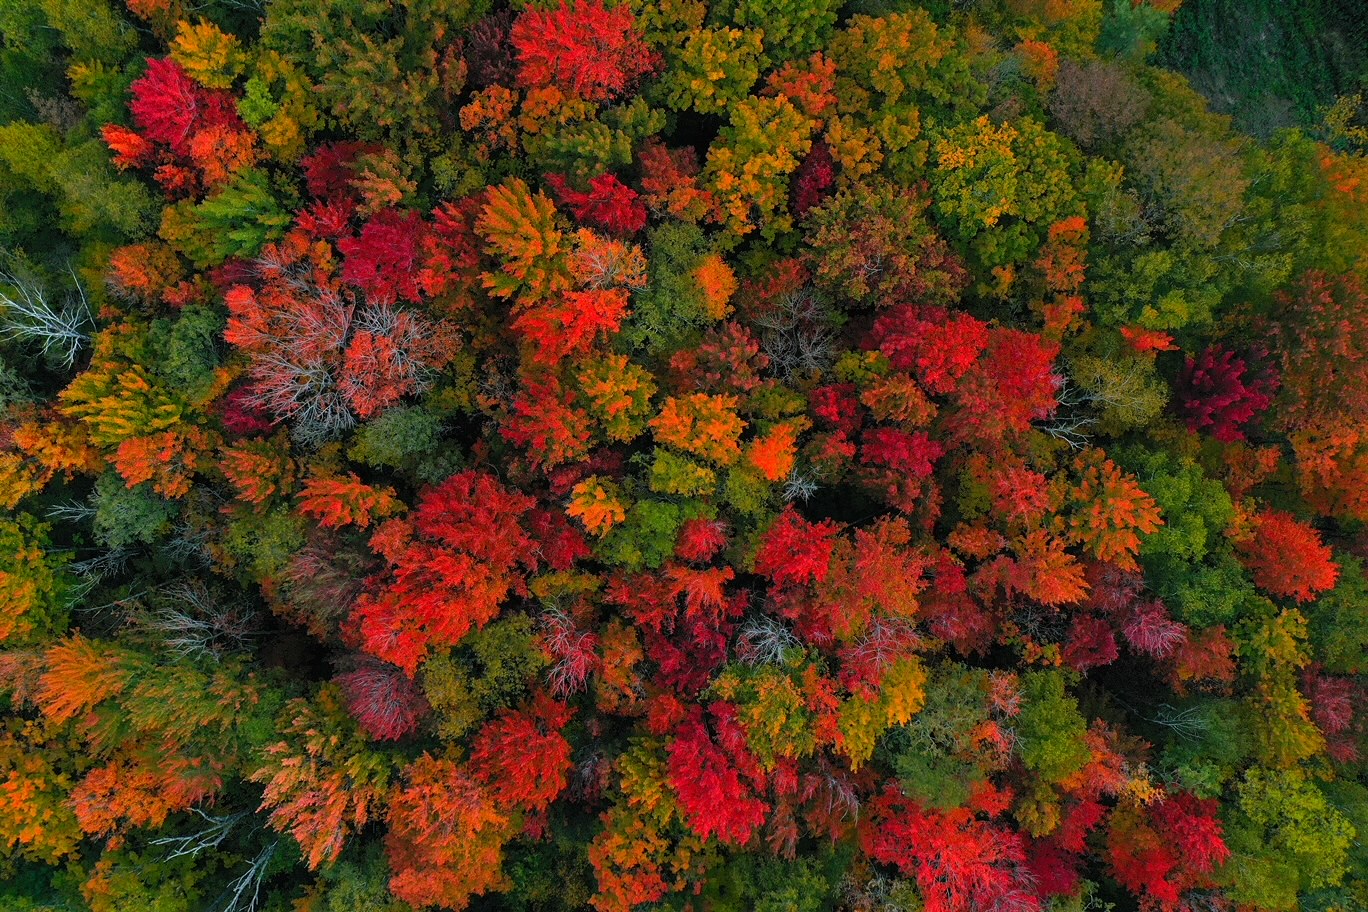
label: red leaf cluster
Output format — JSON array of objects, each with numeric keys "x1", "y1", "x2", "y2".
[
  {"x1": 667, "y1": 703, "x2": 770, "y2": 845},
  {"x1": 510, "y1": 0, "x2": 658, "y2": 102},
  {"x1": 1176, "y1": 345, "x2": 1277, "y2": 442},
  {"x1": 352, "y1": 471, "x2": 540, "y2": 674}
]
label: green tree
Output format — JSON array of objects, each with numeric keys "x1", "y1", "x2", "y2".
[
  {"x1": 712, "y1": 0, "x2": 841, "y2": 65},
  {"x1": 1225, "y1": 767, "x2": 1356, "y2": 907},
  {"x1": 1015, "y1": 670, "x2": 1091, "y2": 784},
  {"x1": 931, "y1": 115, "x2": 1082, "y2": 272},
  {"x1": 654, "y1": 28, "x2": 764, "y2": 115}
]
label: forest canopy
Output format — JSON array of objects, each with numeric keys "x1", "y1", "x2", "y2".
[{"x1": 1, "y1": 1, "x2": 1367, "y2": 911}]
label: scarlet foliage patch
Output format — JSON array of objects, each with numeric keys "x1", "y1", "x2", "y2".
[
  {"x1": 1237, "y1": 510, "x2": 1339, "y2": 603},
  {"x1": 753, "y1": 506, "x2": 840, "y2": 587},
  {"x1": 1106, "y1": 794, "x2": 1230, "y2": 908},
  {"x1": 339, "y1": 208, "x2": 429, "y2": 305},
  {"x1": 547, "y1": 173, "x2": 648, "y2": 235},
  {"x1": 871, "y1": 306, "x2": 991, "y2": 395},
  {"x1": 352, "y1": 472, "x2": 540, "y2": 674},
  {"x1": 129, "y1": 57, "x2": 240, "y2": 153},
  {"x1": 667, "y1": 703, "x2": 771, "y2": 845},
  {"x1": 470, "y1": 694, "x2": 575, "y2": 810},
  {"x1": 862, "y1": 786, "x2": 1039, "y2": 912},
  {"x1": 509, "y1": 0, "x2": 658, "y2": 102}
]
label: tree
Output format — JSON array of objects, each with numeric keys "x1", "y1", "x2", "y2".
[
  {"x1": 224, "y1": 240, "x2": 455, "y2": 440},
  {"x1": 1105, "y1": 793, "x2": 1230, "y2": 908},
  {"x1": 513, "y1": 287, "x2": 631, "y2": 364},
  {"x1": 129, "y1": 57, "x2": 240, "y2": 154},
  {"x1": 352, "y1": 471, "x2": 539, "y2": 674},
  {"x1": 637, "y1": 139, "x2": 715, "y2": 222},
  {"x1": 500, "y1": 374, "x2": 595, "y2": 468},
  {"x1": 1124, "y1": 117, "x2": 1249, "y2": 250},
  {"x1": 335, "y1": 657, "x2": 431, "y2": 741},
  {"x1": 161, "y1": 168, "x2": 292, "y2": 265},
  {"x1": 578, "y1": 354, "x2": 658, "y2": 442},
  {"x1": 339, "y1": 208, "x2": 428, "y2": 306},
  {"x1": 0, "y1": 514, "x2": 69, "y2": 645},
  {"x1": 510, "y1": 0, "x2": 658, "y2": 103},
  {"x1": 651, "y1": 393, "x2": 747, "y2": 466},
  {"x1": 569, "y1": 476, "x2": 629, "y2": 536},
  {"x1": 170, "y1": 18, "x2": 245, "y2": 90},
  {"x1": 870, "y1": 306, "x2": 990, "y2": 395},
  {"x1": 655, "y1": 28, "x2": 765, "y2": 115},
  {"x1": 220, "y1": 436, "x2": 294, "y2": 508},
  {"x1": 1237, "y1": 511, "x2": 1339, "y2": 604},
  {"x1": 112, "y1": 426, "x2": 212, "y2": 499},
  {"x1": 931, "y1": 115, "x2": 1081, "y2": 271},
  {"x1": 477, "y1": 178, "x2": 574, "y2": 302},
  {"x1": 296, "y1": 473, "x2": 401, "y2": 530},
  {"x1": 469, "y1": 694, "x2": 574, "y2": 811},
  {"x1": 546, "y1": 172, "x2": 648, "y2": 235},
  {"x1": 667, "y1": 702, "x2": 771, "y2": 845},
  {"x1": 862, "y1": 786, "x2": 1039, "y2": 912},
  {"x1": 1176, "y1": 346, "x2": 1278, "y2": 442},
  {"x1": 704, "y1": 95, "x2": 815, "y2": 239},
  {"x1": 754, "y1": 506, "x2": 840, "y2": 587},
  {"x1": 250, "y1": 685, "x2": 397, "y2": 869},
  {"x1": 1067, "y1": 450, "x2": 1163, "y2": 571},
  {"x1": 805, "y1": 179, "x2": 968, "y2": 308},
  {"x1": 1267, "y1": 271, "x2": 1368, "y2": 519},
  {"x1": 952, "y1": 328, "x2": 1061, "y2": 442},
  {"x1": 1047, "y1": 58, "x2": 1148, "y2": 151},
  {"x1": 1227, "y1": 767, "x2": 1355, "y2": 902},
  {"x1": 0, "y1": 716, "x2": 84, "y2": 864},
  {"x1": 386, "y1": 754, "x2": 513, "y2": 910},
  {"x1": 1015, "y1": 671, "x2": 1091, "y2": 785}
]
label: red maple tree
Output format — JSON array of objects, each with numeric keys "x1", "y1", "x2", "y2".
[
  {"x1": 509, "y1": 0, "x2": 658, "y2": 102},
  {"x1": 667, "y1": 702, "x2": 770, "y2": 845},
  {"x1": 352, "y1": 471, "x2": 539, "y2": 674},
  {"x1": 1237, "y1": 510, "x2": 1339, "y2": 603},
  {"x1": 546, "y1": 173, "x2": 648, "y2": 235},
  {"x1": 469, "y1": 694, "x2": 575, "y2": 811},
  {"x1": 862, "y1": 785, "x2": 1040, "y2": 912}
]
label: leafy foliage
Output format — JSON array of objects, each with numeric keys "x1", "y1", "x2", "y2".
[{"x1": 0, "y1": 2, "x2": 1365, "y2": 911}]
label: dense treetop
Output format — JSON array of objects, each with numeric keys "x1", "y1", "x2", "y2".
[{"x1": 0, "y1": 1, "x2": 1366, "y2": 911}]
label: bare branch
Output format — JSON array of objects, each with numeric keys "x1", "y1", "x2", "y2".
[
  {"x1": 150, "y1": 810, "x2": 248, "y2": 860},
  {"x1": 0, "y1": 269, "x2": 92, "y2": 369}
]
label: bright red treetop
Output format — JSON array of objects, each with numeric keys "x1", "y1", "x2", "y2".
[
  {"x1": 753, "y1": 506, "x2": 840, "y2": 587},
  {"x1": 546, "y1": 173, "x2": 648, "y2": 236},
  {"x1": 862, "y1": 785, "x2": 1039, "y2": 912},
  {"x1": 352, "y1": 471, "x2": 541, "y2": 674},
  {"x1": 339, "y1": 209, "x2": 429, "y2": 305},
  {"x1": 870, "y1": 306, "x2": 991, "y2": 396},
  {"x1": 1176, "y1": 345, "x2": 1277, "y2": 443},
  {"x1": 510, "y1": 0, "x2": 658, "y2": 103},
  {"x1": 1237, "y1": 510, "x2": 1339, "y2": 603},
  {"x1": 469, "y1": 694, "x2": 575, "y2": 811},
  {"x1": 667, "y1": 702, "x2": 770, "y2": 845},
  {"x1": 1106, "y1": 792, "x2": 1230, "y2": 908},
  {"x1": 129, "y1": 57, "x2": 241, "y2": 154}
]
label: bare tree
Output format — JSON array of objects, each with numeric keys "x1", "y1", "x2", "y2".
[
  {"x1": 134, "y1": 581, "x2": 257, "y2": 659},
  {"x1": 0, "y1": 267, "x2": 93, "y2": 369},
  {"x1": 150, "y1": 810, "x2": 248, "y2": 860},
  {"x1": 218, "y1": 841, "x2": 278, "y2": 912},
  {"x1": 736, "y1": 615, "x2": 799, "y2": 666}
]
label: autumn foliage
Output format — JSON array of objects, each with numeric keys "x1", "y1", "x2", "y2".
[{"x1": 1, "y1": 0, "x2": 1365, "y2": 911}]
